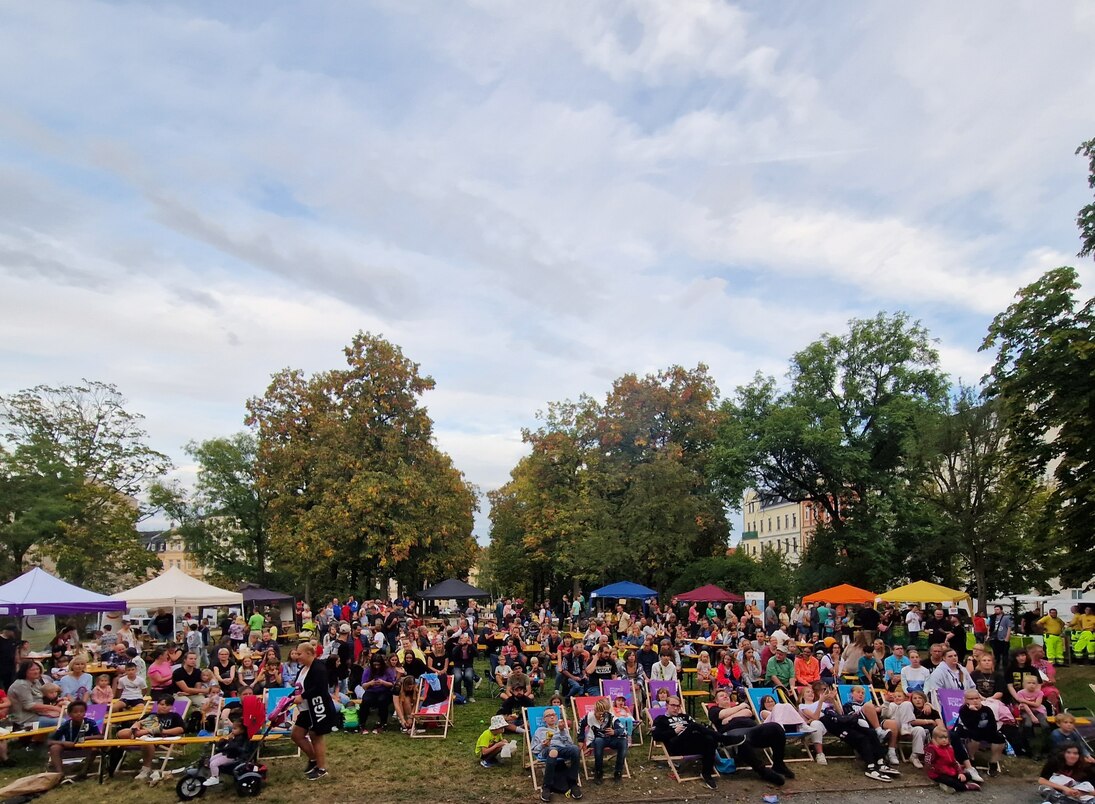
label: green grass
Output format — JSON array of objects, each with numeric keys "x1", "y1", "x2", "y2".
[{"x1": 3, "y1": 662, "x2": 1092, "y2": 803}]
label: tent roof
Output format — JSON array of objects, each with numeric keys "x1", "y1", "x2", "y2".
[
  {"x1": 674, "y1": 584, "x2": 744, "y2": 603},
  {"x1": 115, "y1": 567, "x2": 242, "y2": 609},
  {"x1": 590, "y1": 581, "x2": 658, "y2": 600},
  {"x1": 239, "y1": 586, "x2": 294, "y2": 604},
  {"x1": 878, "y1": 580, "x2": 971, "y2": 604},
  {"x1": 802, "y1": 583, "x2": 877, "y2": 605},
  {"x1": 416, "y1": 578, "x2": 489, "y2": 600},
  {"x1": 0, "y1": 567, "x2": 126, "y2": 616}
]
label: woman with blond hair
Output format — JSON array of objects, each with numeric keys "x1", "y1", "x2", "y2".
[{"x1": 584, "y1": 696, "x2": 628, "y2": 784}]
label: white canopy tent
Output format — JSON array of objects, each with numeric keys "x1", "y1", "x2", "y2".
[{"x1": 116, "y1": 567, "x2": 243, "y2": 610}]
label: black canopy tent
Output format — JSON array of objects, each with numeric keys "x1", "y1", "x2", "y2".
[
  {"x1": 417, "y1": 578, "x2": 489, "y2": 600},
  {"x1": 239, "y1": 585, "x2": 294, "y2": 605}
]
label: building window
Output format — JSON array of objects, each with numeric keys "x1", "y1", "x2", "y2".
[
  {"x1": 792, "y1": 513, "x2": 796, "y2": 528},
  {"x1": 768, "y1": 518, "x2": 772, "y2": 531}
]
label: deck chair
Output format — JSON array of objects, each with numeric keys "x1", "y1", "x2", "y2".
[
  {"x1": 259, "y1": 688, "x2": 300, "y2": 758},
  {"x1": 410, "y1": 674, "x2": 454, "y2": 738},
  {"x1": 113, "y1": 699, "x2": 190, "y2": 777},
  {"x1": 744, "y1": 687, "x2": 813, "y2": 763},
  {"x1": 50, "y1": 704, "x2": 112, "y2": 778},
  {"x1": 647, "y1": 679, "x2": 679, "y2": 715},
  {"x1": 571, "y1": 696, "x2": 631, "y2": 781},
  {"x1": 601, "y1": 679, "x2": 642, "y2": 745},
  {"x1": 522, "y1": 705, "x2": 567, "y2": 791},
  {"x1": 644, "y1": 705, "x2": 713, "y2": 783},
  {"x1": 934, "y1": 688, "x2": 964, "y2": 729}
]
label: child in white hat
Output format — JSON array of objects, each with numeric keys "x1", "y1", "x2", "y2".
[{"x1": 476, "y1": 715, "x2": 511, "y2": 767}]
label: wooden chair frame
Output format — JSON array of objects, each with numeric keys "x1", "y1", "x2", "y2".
[{"x1": 410, "y1": 675, "x2": 454, "y2": 739}]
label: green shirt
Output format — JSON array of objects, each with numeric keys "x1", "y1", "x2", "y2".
[
  {"x1": 475, "y1": 729, "x2": 503, "y2": 757},
  {"x1": 766, "y1": 656, "x2": 794, "y2": 687},
  {"x1": 247, "y1": 613, "x2": 265, "y2": 632}
]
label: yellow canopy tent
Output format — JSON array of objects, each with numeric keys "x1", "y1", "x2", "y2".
[{"x1": 877, "y1": 580, "x2": 973, "y2": 614}]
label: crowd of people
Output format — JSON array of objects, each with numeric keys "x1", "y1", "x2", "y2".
[{"x1": 0, "y1": 592, "x2": 1091, "y2": 798}]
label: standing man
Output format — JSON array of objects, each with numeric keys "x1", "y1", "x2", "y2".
[
  {"x1": 0, "y1": 624, "x2": 17, "y2": 692},
  {"x1": 1070, "y1": 605, "x2": 1095, "y2": 665},
  {"x1": 764, "y1": 601, "x2": 778, "y2": 636},
  {"x1": 906, "y1": 604, "x2": 923, "y2": 647},
  {"x1": 247, "y1": 608, "x2": 265, "y2": 641},
  {"x1": 987, "y1": 606, "x2": 1012, "y2": 668},
  {"x1": 1034, "y1": 607, "x2": 1063, "y2": 665}
]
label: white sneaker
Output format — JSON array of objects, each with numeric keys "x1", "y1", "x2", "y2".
[
  {"x1": 203, "y1": 777, "x2": 221, "y2": 787},
  {"x1": 864, "y1": 769, "x2": 892, "y2": 782},
  {"x1": 966, "y1": 767, "x2": 984, "y2": 783},
  {"x1": 910, "y1": 754, "x2": 923, "y2": 768},
  {"x1": 815, "y1": 754, "x2": 827, "y2": 765},
  {"x1": 887, "y1": 748, "x2": 900, "y2": 765},
  {"x1": 135, "y1": 768, "x2": 151, "y2": 781},
  {"x1": 875, "y1": 727, "x2": 888, "y2": 740}
]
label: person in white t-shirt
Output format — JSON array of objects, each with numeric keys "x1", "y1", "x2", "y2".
[
  {"x1": 116, "y1": 662, "x2": 148, "y2": 708},
  {"x1": 905, "y1": 605, "x2": 922, "y2": 642}
]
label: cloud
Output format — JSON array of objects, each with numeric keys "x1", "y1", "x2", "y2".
[{"x1": 0, "y1": 0, "x2": 1091, "y2": 546}]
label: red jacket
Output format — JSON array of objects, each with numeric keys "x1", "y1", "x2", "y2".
[{"x1": 924, "y1": 742, "x2": 961, "y2": 780}]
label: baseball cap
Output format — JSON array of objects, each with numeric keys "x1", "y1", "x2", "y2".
[
  {"x1": 489, "y1": 715, "x2": 507, "y2": 730},
  {"x1": 339, "y1": 623, "x2": 351, "y2": 633}
]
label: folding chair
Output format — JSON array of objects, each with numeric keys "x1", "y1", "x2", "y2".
[
  {"x1": 744, "y1": 687, "x2": 812, "y2": 763},
  {"x1": 259, "y1": 688, "x2": 300, "y2": 758},
  {"x1": 522, "y1": 705, "x2": 565, "y2": 791},
  {"x1": 601, "y1": 679, "x2": 642, "y2": 745},
  {"x1": 647, "y1": 679, "x2": 680, "y2": 716},
  {"x1": 410, "y1": 674, "x2": 454, "y2": 738},
  {"x1": 571, "y1": 696, "x2": 631, "y2": 781},
  {"x1": 644, "y1": 705, "x2": 712, "y2": 783}
]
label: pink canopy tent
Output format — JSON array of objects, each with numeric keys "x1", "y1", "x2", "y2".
[{"x1": 674, "y1": 584, "x2": 744, "y2": 604}]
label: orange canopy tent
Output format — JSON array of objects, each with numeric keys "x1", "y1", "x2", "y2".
[{"x1": 801, "y1": 583, "x2": 877, "y2": 605}]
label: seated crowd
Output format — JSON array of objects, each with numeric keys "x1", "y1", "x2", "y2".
[{"x1": 1, "y1": 595, "x2": 1091, "y2": 798}]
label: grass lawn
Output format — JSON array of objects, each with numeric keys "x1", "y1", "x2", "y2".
[{"x1": 3, "y1": 662, "x2": 1091, "y2": 803}]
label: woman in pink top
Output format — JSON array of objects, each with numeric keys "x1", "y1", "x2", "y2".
[{"x1": 147, "y1": 649, "x2": 175, "y2": 701}]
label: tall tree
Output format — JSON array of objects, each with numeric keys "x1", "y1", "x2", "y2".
[
  {"x1": 910, "y1": 387, "x2": 1053, "y2": 604},
  {"x1": 0, "y1": 381, "x2": 169, "y2": 589},
  {"x1": 713, "y1": 313, "x2": 949, "y2": 590},
  {"x1": 1076, "y1": 137, "x2": 1095, "y2": 259},
  {"x1": 488, "y1": 365, "x2": 730, "y2": 600},
  {"x1": 982, "y1": 266, "x2": 1095, "y2": 589},
  {"x1": 149, "y1": 433, "x2": 271, "y2": 587},
  {"x1": 245, "y1": 333, "x2": 478, "y2": 602}
]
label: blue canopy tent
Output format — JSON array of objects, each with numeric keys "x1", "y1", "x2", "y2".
[{"x1": 589, "y1": 581, "x2": 658, "y2": 601}]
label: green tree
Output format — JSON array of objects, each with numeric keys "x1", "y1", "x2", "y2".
[
  {"x1": 488, "y1": 365, "x2": 730, "y2": 601},
  {"x1": 0, "y1": 381, "x2": 169, "y2": 589},
  {"x1": 1076, "y1": 137, "x2": 1095, "y2": 259},
  {"x1": 982, "y1": 267, "x2": 1094, "y2": 589},
  {"x1": 713, "y1": 313, "x2": 949, "y2": 590},
  {"x1": 909, "y1": 387, "x2": 1054, "y2": 604},
  {"x1": 245, "y1": 333, "x2": 478, "y2": 602},
  {"x1": 149, "y1": 433, "x2": 271, "y2": 588}
]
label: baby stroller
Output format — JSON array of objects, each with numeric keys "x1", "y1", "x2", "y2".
[{"x1": 176, "y1": 693, "x2": 289, "y2": 799}]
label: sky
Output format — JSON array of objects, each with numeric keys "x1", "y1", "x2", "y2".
[{"x1": 1, "y1": 1, "x2": 1093, "y2": 543}]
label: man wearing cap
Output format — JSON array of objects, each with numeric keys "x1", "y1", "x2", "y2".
[
  {"x1": 0, "y1": 624, "x2": 17, "y2": 691},
  {"x1": 475, "y1": 715, "x2": 509, "y2": 767},
  {"x1": 765, "y1": 646, "x2": 795, "y2": 697}
]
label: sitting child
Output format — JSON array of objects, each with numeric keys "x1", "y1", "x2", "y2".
[
  {"x1": 494, "y1": 654, "x2": 512, "y2": 690},
  {"x1": 475, "y1": 715, "x2": 510, "y2": 768},
  {"x1": 924, "y1": 725, "x2": 980, "y2": 792},
  {"x1": 527, "y1": 657, "x2": 545, "y2": 694},
  {"x1": 1049, "y1": 713, "x2": 1095, "y2": 763},
  {"x1": 203, "y1": 717, "x2": 250, "y2": 788},
  {"x1": 610, "y1": 694, "x2": 635, "y2": 739},
  {"x1": 200, "y1": 682, "x2": 225, "y2": 733},
  {"x1": 953, "y1": 689, "x2": 1006, "y2": 777},
  {"x1": 695, "y1": 651, "x2": 713, "y2": 686},
  {"x1": 115, "y1": 662, "x2": 148, "y2": 709},
  {"x1": 1015, "y1": 676, "x2": 1050, "y2": 731},
  {"x1": 49, "y1": 654, "x2": 70, "y2": 681},
  {"x1": 90, "y1": 673, "x2": 119, "y2": 710}
]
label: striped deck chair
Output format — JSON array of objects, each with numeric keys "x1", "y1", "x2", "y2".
[
  {"x1": 601, "y1": 679, "x2": 642, "y2": 745},
  {"x1": 571, "y1": 696, "x2": 631, "y2": 781},
  {"x1": 522, "y1": 705, "x2": 567, "y2": 791},
  {"x1": 410, "y1": 674, "x2": 454, "y2": 739},
  {"x1": 259, "y1": 688, "x2": 300, "y2": 758}
]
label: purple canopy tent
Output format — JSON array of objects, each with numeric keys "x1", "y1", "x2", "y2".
[{"x1": 0, "y1": 567, "x2": 126, "y2": 616}]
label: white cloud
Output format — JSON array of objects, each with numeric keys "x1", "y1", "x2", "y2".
[{"x1": 0, "y1": 0, "x2": 1091, "y2": 545}]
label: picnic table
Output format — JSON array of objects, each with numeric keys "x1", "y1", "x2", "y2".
[
  {"x1": 681, "y1": 689, "x2": 709, "y2": 717},
  {"x1": 0, "y1": 724, "x2": 54, "y2": 742}
]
